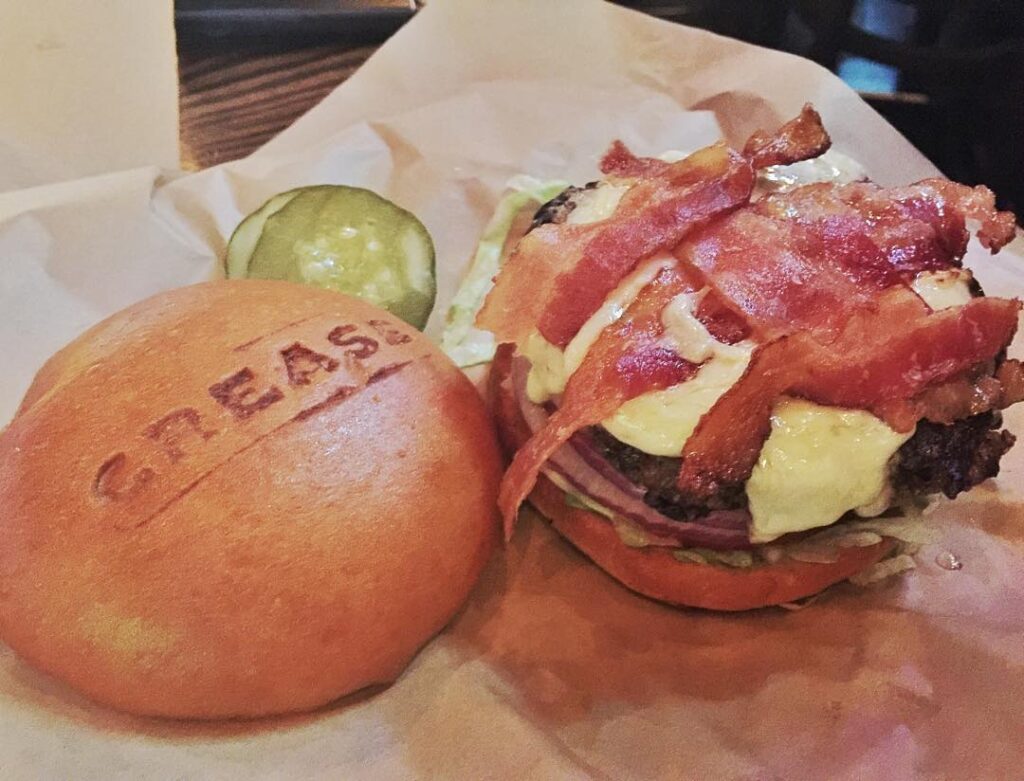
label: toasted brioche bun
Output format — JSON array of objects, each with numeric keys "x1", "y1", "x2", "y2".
[
  {"x1": 0, "y1": 280, "x2": 501, "y2": 719},
  {"x1": 489, "y1": 344, "x2": 894, "y2": 611}
]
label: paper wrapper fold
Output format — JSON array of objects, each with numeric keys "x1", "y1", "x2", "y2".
[
  {"x1": 0, "y1": 2, "x2": 178, "y2": 192},
  {"x1": 0, "y1": 1, "x2": 1021, "y2": 778}
]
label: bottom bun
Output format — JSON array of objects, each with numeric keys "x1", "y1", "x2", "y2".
[
  {"x1": 490, "y1": 345, "x2": 894, "y2": 612},
  {"x1": 531, "y1": 478, "x2": 893, "y2": 611}
]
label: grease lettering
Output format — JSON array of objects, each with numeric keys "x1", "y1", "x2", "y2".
[
  {"x1": 91, "y1": 319, "x2": 417, "y2": 509},
  {"x1": 368, "y1": 319, "x2": 412, "y2": 346},
  {"x1": 327, "y1": 325, "x2": 379, "y2": 359},
  {"x1": 281, "y1": 342, "x2": 339, "y2": 386},
  {"x1": 93, "y1": 453, "x2": 155, "y2": 501},
  {"x1": 209, "y1": 368, "x2": 284, "y2": 419},
  {"x1": 144, "y1": 408, "x2": 218, "y2": 462}
]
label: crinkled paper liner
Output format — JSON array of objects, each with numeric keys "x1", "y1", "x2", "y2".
[{"x1": 0, "y1": 1, "x2": 1021, "y2": 778}]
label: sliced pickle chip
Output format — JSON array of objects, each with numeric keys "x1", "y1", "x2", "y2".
[
  {"x1": 225, "y1": 187, "x2": 328, "y2": 279},
  {"x1": 230, "y1": 185, "x2": 436, "y2": 330}
]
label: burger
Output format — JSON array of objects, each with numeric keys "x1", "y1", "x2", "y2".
[
  {"x1": 0, "y1": 280, "x2": 501, "y2": 718},
  {"x1": 475, "y1": 106, "x2": 1022, "y2": 611}
]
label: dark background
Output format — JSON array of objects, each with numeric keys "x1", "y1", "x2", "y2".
[{"x1": 175, "y1": 0, "x2": 1024, "y2": 212}]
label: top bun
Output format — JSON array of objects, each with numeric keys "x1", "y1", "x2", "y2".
[{"x1": 0, "y1": 279, "x2": 501, "y2": 719}]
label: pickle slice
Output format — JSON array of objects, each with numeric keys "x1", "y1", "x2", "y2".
[
  {"x1": 225, "y1": 187, "x2": 325, "y2": 278},
  {"x1": 242, "y1": 186, "x2": 436, "y2": 329}
]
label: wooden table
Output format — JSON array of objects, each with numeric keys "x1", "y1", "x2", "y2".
[
  {"x1": 177, "y1": 41, "x2": 377, "y2": 171},
  {"x1": 176, "y1": 25, "x2": 1022, "y2": 213}
]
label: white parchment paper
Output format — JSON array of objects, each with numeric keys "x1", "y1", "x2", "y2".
[
  {"x1": 0, "y1": 1, "x2": 1021, "y2": 778},
  {"x1": 0, "y1": 1, "x2": 179, "y2": 192}
]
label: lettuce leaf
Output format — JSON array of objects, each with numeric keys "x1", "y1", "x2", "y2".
[
  {"x1": 552, "y1": 476, "x2": 935, "y2": 578},
  {"x1": 441, "y1": 176, "x2": 568, "y2": 367}
]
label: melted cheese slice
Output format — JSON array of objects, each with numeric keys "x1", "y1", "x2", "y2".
[
  {"x1": 912, "y1": 269, "x2": 973, "y2": 311},
  {"x1": 756, "y1": 149, "x2": 866, "y2": 194},
  {"x1": 602, "y1": 351, "x2": 750, "y2": 456},
  {"x1": 565, "y1": 183, "x2": 630, "y2": 224},
  {"x1": 603, "y1": 290, "x2": 754, "y2": 456},
  {"x1": 746, "y1": 399, "x2": 914, "y2": 542}
]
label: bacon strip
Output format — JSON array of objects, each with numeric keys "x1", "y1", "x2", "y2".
[
  {"x1": 756, "y1": 182, "x2": 964, "y2": 283},
  {"x1": 799, "y1": 296, "x2": 1020, "y2": 411},
  {"x1": 600, "y1": 140, "x2": 671, "y2": 179},
  {"x1": 759, "y1": 178, "x2": 1016, "y2": 276},
  {"x1": 875, "y1": 362, "x2": 1021, "y2": 431},
  {"x1": 538, "y1": 146, "x2": 755, "y2": 348},
  {"x1": 676, "y1": 294, "x2": 1022, "y2": 500},
  {"x1": 997, "y1": 359, "x2": 1024, "y2": 407},
  {"x1": 900, "y1": 179, "x2": 1016, "y2": 252},
  {"x1": 602, "y1": 104, "x2": 832, "y2": 179},
  {"x1": 498, "y1": 265, "x2": 700, "y2": 537},
  {"x1": 676, "y1": 208, "x2": 899, "y2": 342},
  {"x1": 679, "y1": 177, "x2": 1016, "y2": 343},
  {"x1": 743, "y1": 104, "x2": 832, "y2": 169},
  {"x1": 673, "y1": 334, "x2": 812, "y2": 501},
  {"x1": 479, "y1": 108, "x2": 841, "y2": 352},
  {"x1": 478, "y1": 144, "x2": 755, "y2": 349}
]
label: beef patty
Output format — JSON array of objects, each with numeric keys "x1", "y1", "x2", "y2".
[
  {"x1": 894, "y1": 412, "x2": 1014, "y2": 499},
  {"x1": 588, "y1": 412, "x2": 1014, "y2": 521}
]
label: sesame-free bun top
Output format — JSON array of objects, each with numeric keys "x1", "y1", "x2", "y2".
[{"x1": 0, "y1": 279, "x2": 501, "y2": 719}]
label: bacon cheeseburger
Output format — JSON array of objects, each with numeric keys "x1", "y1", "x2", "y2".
[
  {"x1": 0, "y1": 280, "x2": 500, "y2": 718},
  {"x1": 478, "y1": 106, "x2": 1022, "y2": 611}
]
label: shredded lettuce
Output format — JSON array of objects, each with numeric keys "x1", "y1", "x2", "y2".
[
  {"x1": 673, "y1": 548, "x2": 754, "y2": 568},
  {"x1": 441, "y1": 175, "x2": 569, "y2": 367},
  {"x1": 849, "y1": 553, "x2": 917, "y2": 586},
  {"x1": 612, "y1": 519, "x2": 653, "y2": 548},
  {"x1": 665, "y1": 509, "x2": 933, "y2": 576},
  {"x1": 549, "y1": 473, "x2": 935, "y2": 580},
  {"x1": 766, "y1": 513, "x2": 935, "y2": 566},
  {"x1": 549, "y1": 470, "x2": 617, "y2": 522}
]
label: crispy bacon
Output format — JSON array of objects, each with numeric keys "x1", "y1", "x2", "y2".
[
  {"x1": 602, "y1": 104, "x2": 831, "y2": 179},
  {"x1": 677, "y1": 295, "x2": 1021, "y2": 499},
  {"x1": 498, "y1": 265, "x2": 700, "y2": 537},
  {"x1": 803, "y1": 297, "x2": 1020, "y2": 413},
  {"x1": 888, "y1": 357, "x2": 1023, "y2": 428},
  {"x1": 538, "y1": 146, "x2": 755, "y2": 348},
  {"x1": 478, "y1": 143, "x2": 754, "y2": 349},
  {"x1": 675, "y1": 208, "x2": 901, "y2": 342},
  {"x1": 916, "y1": 179, "x2": 1017, "y2": 252},
  {"x1": 756, "y1": 182, "x2": 965, "y2": 281},
  {"x1": 479, "y1": 108, "x2": 843, "y2": 351},
  {"x1": 759, "y1": 178, "x2": 1016, "y2": 274},
  {"x1": 742, "y1": 104, "x2": 832, "y2": 169},
  {"x1": 997, "y1": 359, "x2": 1024, "y2": 407},
  {"x1": 678, "y1": 177, "x2": 1016, "y2": 344},
  {"x1": 600, "y1": 140, "x2": 670, "y2": 179},
  {"x1": 673, "y1": 334, "x2": 811, "y2": 500},
  {"x1": 878, "y1": 371, "x2": 1006, "y2": 431},
  {"x1": 694, "y1": 289, "x2": 751, "y2": 345}
]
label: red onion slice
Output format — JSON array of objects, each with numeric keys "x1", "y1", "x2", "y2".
[
  {"x1": 569, "y1": 429, "x2": 647, "y2": 499},
  {"x1": 511, "y1": 357, "x2": 753, "y2": 550}
]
